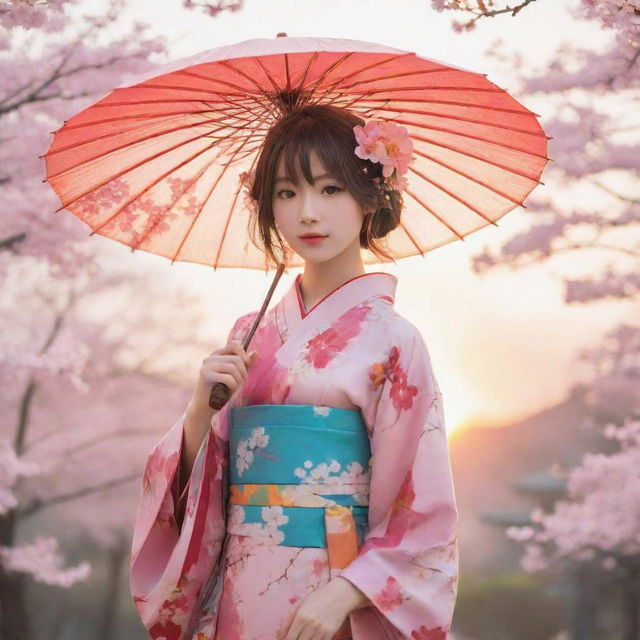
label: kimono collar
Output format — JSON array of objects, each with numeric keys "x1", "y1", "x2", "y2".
[{"x1": 275, "y1": 271, "x2": 398, "y2": 339}]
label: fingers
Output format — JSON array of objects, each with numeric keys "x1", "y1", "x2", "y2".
[
  {"x1": 204, "y1": 361, "x2": 243, "y2": 389},
  {"x1": 200, "y1": 340, "x2": 259, "y2": 395},
  {"x1": 277, "y1": 595, "x2": 344, "y2": 640},
  {"x1": 209, "y1": 340, "x2": 256, "y2": 364},
  {"x1": 226, "y1": 339, "x2": 252, "y2": 363},
  {"x1": 281, "y1": 619, "x2": 315, "y2": 640},
  {"x1": 205, "y1": 341, "x2": 257, "y2": 378},
  {"x1": 277, "y1": 602, "x2": 299, "y2": 640}
]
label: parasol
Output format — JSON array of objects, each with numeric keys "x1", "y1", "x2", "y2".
[{"x1": 41, "y1": 32, "x2": 550, "y2": 409}]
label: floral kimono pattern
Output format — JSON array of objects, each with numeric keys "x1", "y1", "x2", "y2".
[{"x1": 129, "y1": 271, "x2": 459, "y2": 640}]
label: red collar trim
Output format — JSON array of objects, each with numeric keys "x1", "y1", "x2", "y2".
[{"x1": 294, "y1": 272, "x2": 397, "y2": 319}]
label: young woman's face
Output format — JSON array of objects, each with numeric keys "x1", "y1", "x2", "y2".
[{"x1": 271, "y1": 148, "x2": 365, "y2": 265}]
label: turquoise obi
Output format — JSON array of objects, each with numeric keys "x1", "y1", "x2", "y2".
[{"x1": 226, "y1": 404, "x2": 371, "y2": 549}]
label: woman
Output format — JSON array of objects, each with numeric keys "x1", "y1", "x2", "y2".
[{"x1": 129, "y1": 104, "x2": 459, "y2": 640}]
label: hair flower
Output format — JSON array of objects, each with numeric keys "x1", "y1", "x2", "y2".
[{"x1": 353, "y1": 120, "x2": 413, "y2": 194}]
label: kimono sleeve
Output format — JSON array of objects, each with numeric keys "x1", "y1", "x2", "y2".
[
  {"x1": 129, "y1": 311, "x2": 256, "y2": 640},
  {"x1": 340, "y1": 324, "x2": 459, "y2": 640}
]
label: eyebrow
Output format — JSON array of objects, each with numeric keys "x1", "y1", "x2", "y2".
[{"x1": 274, "y1": 172, "x2": 335, "y2": 185}]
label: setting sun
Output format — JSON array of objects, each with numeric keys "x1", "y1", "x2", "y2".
[{"x1": 442, "y1": 394, "x2": 475, "y2": 437}]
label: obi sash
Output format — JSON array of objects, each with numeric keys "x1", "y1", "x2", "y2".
[{"x1": 227, "y1": 403, "x2": 371, "y2": 640}]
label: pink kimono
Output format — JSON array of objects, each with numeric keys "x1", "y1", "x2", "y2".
[{"x1": 129, "y1": 271, "x2": 459, "y2": 640}]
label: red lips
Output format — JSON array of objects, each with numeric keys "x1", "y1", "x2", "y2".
[{"x1": 299, "y1": 235, "x2": 328, "y2": 244}]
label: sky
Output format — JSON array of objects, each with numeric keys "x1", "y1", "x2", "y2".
[{"x1": 69, "y1": 0, "x2": 623, "y2": 434}]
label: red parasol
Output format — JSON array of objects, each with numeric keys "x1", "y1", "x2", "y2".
[{"x1": 42, "y1": 32, "x2": 550, "y2": 408}]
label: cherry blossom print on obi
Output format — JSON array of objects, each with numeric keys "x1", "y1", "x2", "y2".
[
  {"x1": 129, "y1": 271, "x2": 459, "y2": 640},
  {"x1": 227, "y1": 405, "x2": 370, "y2": 548}
]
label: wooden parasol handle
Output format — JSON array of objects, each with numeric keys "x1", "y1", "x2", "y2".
[{"x1": 208, "y1": 258, "x2": 289, "y2": 410}]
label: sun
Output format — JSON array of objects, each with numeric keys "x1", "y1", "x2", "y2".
[{"x1": 441, "y1": 393, "x2": 474, "y2": 437}]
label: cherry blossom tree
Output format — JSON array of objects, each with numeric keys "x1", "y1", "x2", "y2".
[
  {"x1": 0, "y1": 0, "x2": 167, "y2": 278},
  {"x1": 431, "y1": 1, "x2": 640, "y2": 638},
  {"x1": 0, "y1": 2, "x2": 203, "y2": 638},
  {"x1": 502, "y1": 322, "x2": 640, "y2": 639},
  {"x1": 1, "y1": 255, "x2": 215, "y2": 638},
  {"x1": 507, "y1": 412, "x2": 640, "y2": 638}
]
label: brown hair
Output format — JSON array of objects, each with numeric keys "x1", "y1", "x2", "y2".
[{"x1": 246, "y1": 103, "x2": 404, "y2": 268}]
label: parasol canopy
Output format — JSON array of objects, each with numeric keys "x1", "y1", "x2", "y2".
[{"x1": 42, "y1": 33, "x2": 550, "y2": 273}]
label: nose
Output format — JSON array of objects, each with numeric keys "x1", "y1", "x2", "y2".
[{"x1": 297, "y1": 188, "x2": 321, "y2": 224}]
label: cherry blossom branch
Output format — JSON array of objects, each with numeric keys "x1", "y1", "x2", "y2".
[
  {"x1": 181, "y1": 0, "x2": 244, "y2": 17},
  {"x1": 26, "y1": 425, "x2": 167, "y2": 456},
  {"x1": 0, "y1": 27, "x2": 92, "y2": 114},
  {"x1": 432, "y1": 0, "x2": 540, "y2": 30},
  {"x1": 0, "y1": 232, "x2": 27, "y2": 252},
  {"x1": 586, "y1": 178, "x2": 640, "y2": 205},
  {"x1": 496, "y1": 242, "x2": 638, "y2": 268},
  {"x1": 0, "y1": 21, "x2": 145, "y2": 115},
  {"x1": 13, "y1": 310, "x2": 66, "y2": 458},
  {"x1": 18, "y1": 472, "x2": 141, "y2": 519}
]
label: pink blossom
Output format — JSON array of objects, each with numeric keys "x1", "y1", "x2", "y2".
[
  {"x1": 353, "y1": 120, "x2": 414, "y2": 180},
  {"x1": 0, "y1": 536, "x2": 91, "y2": 587},
  {"x1": 378, "y1": 122, "x2": 413, "y2": 177},
  {"x1": 353, "y1": 121, "x2": 388, "y2": 164}
]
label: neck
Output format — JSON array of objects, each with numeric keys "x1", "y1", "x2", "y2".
[{"x1": 299, "y1": 247, "x2": 365, "y2": 311}]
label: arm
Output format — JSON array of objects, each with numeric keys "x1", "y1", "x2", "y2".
[
  {"x1": 169, "y1": 311, "x2": 258, "y2": 530},
  {"x1": 338, "y1": 327, "x2": 459, "y2": 638},
  {"x1": 170, "y1": 404, "x2": 219, "y2": 531},
  {"x1": 130, "y1": 405, "x2": 231, "y2": 638},
  {"x1": 332, "y1": 576, "x2": 373, "y2": 611},
  {"x1": 130, "y1": 311, "x2": 257, "y2": 638}
]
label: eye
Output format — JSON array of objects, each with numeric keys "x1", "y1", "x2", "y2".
[
  {"x1": 324, "y1": 185, "x2": 342, "y2": 195},
  {"x1": 275, "y1": 189, "x2": 294, "y2": 199}
]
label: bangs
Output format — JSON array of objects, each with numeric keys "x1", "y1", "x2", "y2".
[{"x1": 276, "y1": 120, "x2": 347, "y2": 188}]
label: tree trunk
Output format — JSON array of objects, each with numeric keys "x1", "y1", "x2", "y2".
[
  {"x1": 0, "y1": 511, "x2": 31, "y2": 640},
  {"x1": 621, "y1": 564, "x2": 640, "y2": 640},
  {"x1": 96, "y1": 537, "x2": 126, "y2": 640},
  {"x1": 570, "y1": 563, "x2": 598, "y2": 640},
  {"x1": 2, "y1": 310, "x2": 72, "y2": 638}
]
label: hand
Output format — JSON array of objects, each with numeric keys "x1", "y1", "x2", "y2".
[
  {"x1": 276, "y1": 577, "x2": 364, "y2": 640},
  {"x1": 188, "y1": 339, "x2": 258, "y2": 419}
]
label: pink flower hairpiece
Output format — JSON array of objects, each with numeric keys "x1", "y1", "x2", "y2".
[{"x1": 353, "y1": 120, "x2": 413, "y2": 196}]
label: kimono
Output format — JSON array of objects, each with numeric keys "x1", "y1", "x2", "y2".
[{"x1": 129, "y1": 271, "x2": 459, "y2": 640}]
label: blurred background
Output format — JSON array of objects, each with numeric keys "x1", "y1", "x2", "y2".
[{"x1": 1, "y1": 0, "x2": 638, "y2": 638}]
